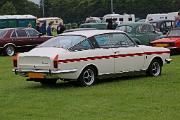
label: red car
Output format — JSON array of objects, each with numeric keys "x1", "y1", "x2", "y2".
[
  {"x1": 0, "y1": 28, "x2": 52, "y2": 56},
  {"x1": 151, "y1": 28, "x2": 180, "y2": 53}
]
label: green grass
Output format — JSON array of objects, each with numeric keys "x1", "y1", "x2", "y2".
[{"x1": 0, "y1": 55, "x2": 180, "y2": 120}]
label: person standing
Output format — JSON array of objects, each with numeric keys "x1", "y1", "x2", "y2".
[
  {"x1": 57, "y1": 22, "x2": 66, "y2": 34},
  {"x1": 27, "y1": 23, "x2": 32, "y2": 28},
  {"x1": 175, "y1": 11, "x2": 180, "y2": 27},
  {"x1": 36, "y1": 22, "x2": 40, "y2": 32},
  {"x1": 39, "y1": 21, "x2": 46, "y2": 35},
  {"x1": 47, "y1": 22, "x2": 53, "y2": 36},
  {"x1": 107, "y1": 19, "x2": 113, "y2": 30}
]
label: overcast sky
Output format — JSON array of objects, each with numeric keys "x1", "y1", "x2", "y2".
[{"x1": 28, "y1": 0, "x2": 40, "y2": 5}]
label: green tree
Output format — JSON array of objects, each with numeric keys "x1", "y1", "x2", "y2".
[{"x1": 0, "y1": 1, "x2": 17, "y2": 15}]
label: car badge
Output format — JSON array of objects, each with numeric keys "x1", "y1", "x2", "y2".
[{"x1": 33, "y1": 65, "x2": 36, "y2": 69}]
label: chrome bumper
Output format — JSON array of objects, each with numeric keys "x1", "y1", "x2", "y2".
[
  {"x1": 13, "y1": 68, "x2": 78, "y2": 74},
  {"x1": 165, "y1": 59, "x2": 172, "y2": 64}
]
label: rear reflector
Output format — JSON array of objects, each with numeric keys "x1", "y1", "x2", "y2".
[
  {"x1": 13, "y1": 54, "x2": 18, "y2": 67},
  {"x1": 53, "y1": 55, "x2": 59, "y2": 68}
]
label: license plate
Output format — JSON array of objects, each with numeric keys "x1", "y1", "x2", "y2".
[
  {"x1": 28, "y1": 73, "x2": 45, "y2": 79},
  {"x1": 155, "y1": 44, "x2": 168, "y2": 47}
]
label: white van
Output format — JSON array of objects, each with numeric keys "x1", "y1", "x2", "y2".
[
  {"x1": 145, "y1": 14, "x2": 168, "y2": 22},
  {"x1": 103, "y1": 14, "x2": 135, "y2": 25},
  {"x1": 37, "y1": 17, "x2": 63, "y2": 29},
  {"x1": 85, "y1": 17, "x2": 102, "y2": 23},
  {"x1": 167, "y1": 12, "x2": 178, "y2": 20},
  {"x1": 146, "y1": 12, "x2": 178, "y2": 22}
]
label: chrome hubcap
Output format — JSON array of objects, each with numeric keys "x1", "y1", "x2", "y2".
[
  {"x1": 6, "y1": 46, "x2": 14, "y2": 56},
  {"x1": 83, "y1": 69, "x2": 95, "y2": 85},
  {"x1": 152, "y1": 62, "x2": 161, "y2": 76}
]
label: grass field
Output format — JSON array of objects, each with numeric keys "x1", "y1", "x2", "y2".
[{"x1": 0, "y1": 55, "x2": 180, "y2": 120}]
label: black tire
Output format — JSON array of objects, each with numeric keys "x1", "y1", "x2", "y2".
[
  {"x1": 4, "y1": 45, "x2": 15, "y2": 56},
  {"x1": 146, "y1": 59, "x2": 162, "y2": 77},
  {"x1": 40, "y1": 79, "x2": 57, "y2": 86},
  {"x1": 78, "y1": 67, "x2": 97, "y2": 87}
]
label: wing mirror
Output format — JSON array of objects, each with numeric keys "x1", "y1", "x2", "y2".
[{"x1": 38, "y1": 33, "x2": 43, "y2": 37}]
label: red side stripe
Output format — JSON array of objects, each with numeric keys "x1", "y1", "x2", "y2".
[{"x1": 58, "y1": 51, "x2": 170, "y2": 64}]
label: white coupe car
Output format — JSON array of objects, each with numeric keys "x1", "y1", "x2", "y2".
[{"x1": 13, "y1": 30, "x2": 171, "y2": 86}]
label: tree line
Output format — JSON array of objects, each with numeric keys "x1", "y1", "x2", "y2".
[
  {"x1": 0, "y1": 0, "x2": 40, "y2": 17},
  {"x1": 0, "y1": 0, "x2": 180, "y2": 23}
]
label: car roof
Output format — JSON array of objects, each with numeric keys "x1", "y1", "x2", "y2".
[
  {"x1": 117, "y1": 22, "x2": 152, "y2": 27},
  {"x1": 0, "y1": 27, "x2": 35, "y2": 31},
  {"x1": 149, "y1": 20, "x2": 175, "y2": 23},
  {"x1": 81, "y1": 22, "x2": 108, "y2": 25},
  {"x1": 171, "y1": 27, "x2": 180, "y2": 30},
  {"x1": 64, "y1": 28, "x2": 97, "y2": 33},
  {"x1": 61, "y1": 30, "x2": 125, "y2": 38}
]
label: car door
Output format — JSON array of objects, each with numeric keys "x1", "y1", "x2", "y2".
[
  {"x1": 146, "y1": 24, "x2": 160, "y2": 43},
  {"x1": 136, "y1": 24, "x2": 151, "y2": 45},
  {"x1": 89, "y1": 34, "x2": 115, "y2": 75},
  {"x1": 25, "y1": 28, "x2": 45, "y2": 46},
  {"x1": 110, "y1": 33, "x2": 145, "y2": 73},
  {"x1": 12, "y1": 29, "x2": 34, "y2": 49}
]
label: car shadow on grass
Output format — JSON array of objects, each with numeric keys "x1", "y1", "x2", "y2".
[{"x1": 25, "y1": 72, "x2": 149, "y2": 89}]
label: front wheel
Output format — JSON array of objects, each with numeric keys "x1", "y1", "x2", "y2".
[
  {"x1": 78, "y1": 67, "x2": 97, "y2": 87},
  {"x1": 146, "y1": 59, "x2": 162, "y2": 77}
]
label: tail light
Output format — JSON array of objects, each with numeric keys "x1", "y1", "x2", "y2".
[
  {"x1": 13, "y1": 54, "x2": 18, "y2": 67},
  {"x1": 53, "y1": 55, "x2": 59, "y2": 68},
  {"x1": 168, "y1": 42, "x2": 175, "y2": 47}
]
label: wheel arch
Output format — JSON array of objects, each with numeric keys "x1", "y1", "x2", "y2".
[
  {"x1": 149, "y1": 56, "x2": 163, "y2": 67},
  {"x1": 3, "y1": 43, "x2": 16, "y2": 48},
  {"x1": 79, "y1": 64, "x2": 99, "y2": 77}
]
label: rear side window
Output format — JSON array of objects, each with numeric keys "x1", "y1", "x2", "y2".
[
  {"x1": 69, "y1": 39, "x2": 92, "y2": 51},
  {"x1": 116, "y1": 26, "x2": 132, "y2": 33},
  {"x1": 11, "y1": 31, "x2": 17, "y2": 37},
  {"x1": 95, "y1": 34, "x2": 110, "y2": 48},
  {"x1": 0, "y1": 30, "x2": 7, "y2": 38},
  {"x1": 138, "y1": 25, "x2": 153, "y2": 33},
  {"x1": 16, "y1": 30, "x2": 27, "y2": 37}
]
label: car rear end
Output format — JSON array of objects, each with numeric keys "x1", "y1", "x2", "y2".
[
  {"x1": 13, "y1": 54, "x2": 60, "y2": 80},
  {"x1": 150, "y1": 39, "x2": 180, "y2": 54}
]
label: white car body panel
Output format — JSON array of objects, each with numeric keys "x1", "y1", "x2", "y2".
[
  {"x1": 13, "y1": 30, "x2": 171, "y2": 81},
  {"x1": 112, "y1": 46, "x2": 145, "y2": 73}
]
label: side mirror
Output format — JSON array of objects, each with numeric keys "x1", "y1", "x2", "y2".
[{"x1": 38, "y1": 33, "x2": 43, "y2": 37}]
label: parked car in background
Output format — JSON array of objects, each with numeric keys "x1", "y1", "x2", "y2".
[
  {"x1": 150, "y1": 28, "x2": 180, "y2": 53},
  {"x1": 103, "y1": 13, "x2": 135, "y2": 25},
  {"x1": 85, "y1": 17, "x2": 102, "y2": 23},
  {"x1": 145, "y1": 14, "x2": 168, "y2": 22},
  {"x1": 13, "y1": 30, "x2": 171, "y2": 86},
  {"x1": 0, "y1": 28, "x2": 52, "y2": 56},
  {"x1": 116, "y1": 22, "x2": 162, "y2": 45},
  {"x1": 79, "y1": 23, "x2": 107, "y2": 30},
  {"x1": 37, "y1": 17, "x2": 63, "y2": 29},
  {"x1": 64, "y1": 28, "x2": 97, "y2": 33},
  {"x1": 149, "y1": 20, "x2": 175, "y2": 34}
]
